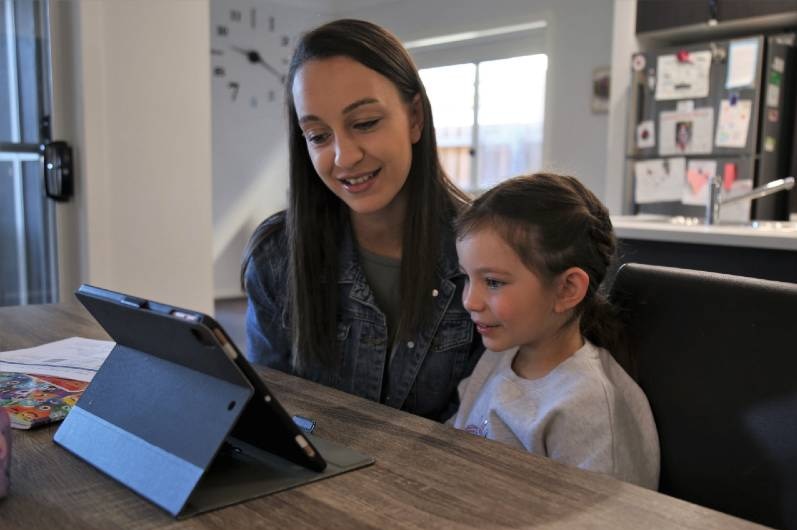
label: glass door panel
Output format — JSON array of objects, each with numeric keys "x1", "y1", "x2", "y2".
[{"x1": 0, "y1": 0, "x2": 58, "y2": 306}]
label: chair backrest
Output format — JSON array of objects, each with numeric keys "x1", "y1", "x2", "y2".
[{"x1": 609, "y1": 263, "x2": 797, "y2": 530}]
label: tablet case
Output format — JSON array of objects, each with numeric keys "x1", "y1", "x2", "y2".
[{"x1": 54, "y1": 286, "x2": 374, "y2": 518}]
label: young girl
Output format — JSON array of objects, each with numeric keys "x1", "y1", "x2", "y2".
[{"x1": 450, "y1": 173, "x2": 659, "y2": 489}]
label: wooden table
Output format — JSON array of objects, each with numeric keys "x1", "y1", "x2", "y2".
[{"x1": 0, "y1": 304, "x2": 770, "y2": 529}]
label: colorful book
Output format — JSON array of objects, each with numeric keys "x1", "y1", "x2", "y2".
[{"x1": 0, "y1": 372, "x2": 89, "y2": 429}]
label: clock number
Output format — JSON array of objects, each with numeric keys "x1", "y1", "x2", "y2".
[
  {"x1": 216, "y1": 25, "x2": 228, "y2": 37},
  {"x1": 251, "y1": 96, "x2": 258, "y2": 108},
  {"x1": 268, "y1": 16, "x2": 275, "y2": 32},
  {"x1": 250, "y1": 8, "x2": 257, "y2": 29},
  {"x1": 228, "y1": 82, "x2": 239, "y2": 101},
  {"x1": 230, "y1": 9, "x2": 242, "y2": 22},
  {"x1": 213, "y1": 66, "x2": 226, "y2": 77},
  {"x1": 268, "y1": 90, "x2": 275, "y2": 102},
  {"x1": 211, "y1": 49, "x2": 224, "y2": 56},
  {"x1": 281, "y1": 35, "x2": 290, "y2": 47}
]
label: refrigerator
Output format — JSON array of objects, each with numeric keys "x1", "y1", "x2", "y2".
[{"x1": 625, "y1": 33, "x2": 797, "y2": 221}]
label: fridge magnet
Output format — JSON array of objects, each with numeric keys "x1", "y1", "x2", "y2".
[
  {"x1": 772, "y1": 56, "x2": 785, "y2": 73},
  {"x1": 715, "y1": 99, "x2": 752, "y2": 148},
  {"x1": 725, "y1": 38, "x2": 758, "y2": 89},
  {"x1": 591, "y1": 67, "x2": 610, "y2": 113},
  {"x1": 632, "y1": 53, "x2": 646, "y2": 72},
  {"x1": 636, "y1": 120, "x2": 656, "y2": 149},
  {"x1": 659, "y1": 107, "x2": 714, "y2": 155},
  {"x1": 676, "y1": 99, "x2": 694, "y2": 112},
  {"x1": 768, "y1": 108, "x2": 779, "y2": 123},
  {"x1": 766, "y1": 84, "x2": 780, "y2": 107},
  {"x1": 723, "y1": 162, "x2": 737, "y2": 189},
  {"x1": 655, "y1": 50, "x2": 711, "y2": 100},
  {"x1": 764, "y1": 136, "x2": 776, "y2": 152},
  {"x1": 634, "y1": 157, "x2": 685, "y2": 203},
  {"x1": 770, "y1": 70, "x2": 782, "y2": 86},
  {"x1": 709, "y1": 41, "x2": 726, "y2": 63},
  {"x1": 683, "y1": 159, "x2": 717, "y2": 205},
  {"x1": 675, "y1": 99, "x2": 695, "y2": 112}
]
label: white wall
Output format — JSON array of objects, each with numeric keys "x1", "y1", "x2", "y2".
[
  {"x1": 50, "y1": 0, "x2": 214, "y2": 314},
  {"x1": 210, "y1": 0, "x2": 331, "y2": 298}
]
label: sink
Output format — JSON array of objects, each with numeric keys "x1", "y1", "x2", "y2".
[{"x1": 612, "y1": 215, "x2": 797, "y2": 231}]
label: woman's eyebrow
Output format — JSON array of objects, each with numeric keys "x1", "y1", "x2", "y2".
[
  {"x1": 298, "y1": 97, "x2": 380, "y2": 125},
  {"x1": 342, "y1": 97, "x2": 379, "y2": 114}
]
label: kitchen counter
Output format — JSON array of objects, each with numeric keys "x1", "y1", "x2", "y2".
[{"x1": 612, "y1": 215, "x2": 797, "y2": 252}]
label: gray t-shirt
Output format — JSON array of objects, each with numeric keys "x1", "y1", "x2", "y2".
[
  {"x1": 449, "y1": 340, "x2": 660, "y2": 489},
  {"x1": 357, "y1": 247, "x2": 401, "y2": 345}
]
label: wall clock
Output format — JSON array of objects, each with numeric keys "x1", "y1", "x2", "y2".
[
  {"x1": 209, "y1": 1, "x2": 314, "y2": 298},
  {"x1": 210, "y1": 3, "x2": 296, "y2": 110}
]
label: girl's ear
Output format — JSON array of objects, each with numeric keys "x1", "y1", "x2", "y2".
[
  {"x1": 554, "y1": 267, "x2": 590, "y2": 313},
  {"x1": 409, "y1": 93, "x2": 424, "y2": 144}
]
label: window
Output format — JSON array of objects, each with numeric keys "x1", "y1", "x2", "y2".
[{"x1": 412, "y1": 24, "x2": 547, "y2": 192}]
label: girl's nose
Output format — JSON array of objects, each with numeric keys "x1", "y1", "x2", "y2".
[
  {"x1": 462, "y1": 282, "x2": 483, "y2": 313},
  {"x1": 334, "y1": 133, "x2": 364, "y2": 168}
]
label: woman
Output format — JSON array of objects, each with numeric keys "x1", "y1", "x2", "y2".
[{"x1": 242, "y1": 19, "x2": 483, "y2": 421}]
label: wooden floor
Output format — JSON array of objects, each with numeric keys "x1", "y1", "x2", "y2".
[{"x1": 214, "y1": 297, "x2": 247, "y2": 353}]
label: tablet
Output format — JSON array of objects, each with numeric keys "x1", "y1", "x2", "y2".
[
  {"x1": 75, "y1": 283, "x2": 327, "y2": 471},
  {"x1": 55, "y1": 284, "x2": 373, "y2": 517}
]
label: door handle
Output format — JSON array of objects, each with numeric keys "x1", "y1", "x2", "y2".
[{"x1": 41, "y1": 140, "x2": 73, "y2": 202}]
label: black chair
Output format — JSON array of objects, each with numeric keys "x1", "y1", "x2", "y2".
[{"x1": 609, "y1": 263, "x2": 797, "y2": 530}]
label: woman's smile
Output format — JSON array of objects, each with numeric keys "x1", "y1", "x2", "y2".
[{"x1": 338, "y1": 167, "x2": 382, "y2": 192}]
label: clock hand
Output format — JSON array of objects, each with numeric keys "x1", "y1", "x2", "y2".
[{"x1": 231, "y1": 45, "x2": 286, "y2": 84}]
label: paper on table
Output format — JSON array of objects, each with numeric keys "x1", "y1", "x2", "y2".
[
  {"x1": 634, "y1": 157, "x2": 685, "y2": 204},
  {"x1": 0, "y1": 337, "x2": 114, "y2": 382}
]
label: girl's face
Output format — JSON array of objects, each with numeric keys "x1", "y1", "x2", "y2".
[
  {"x1": 292, "y1": 56, "x2": 422, "y2": 221},
  {"x1": 457, "y1": 227, "x2": 566, "y2": 354}
]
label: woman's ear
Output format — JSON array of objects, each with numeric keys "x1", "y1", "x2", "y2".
[
  {"x1": 409, "y1": 93, "x2": 424, "y2": 144},
  {"x1": 554, "y1": 267, "x2": 590, "y2": 313}
]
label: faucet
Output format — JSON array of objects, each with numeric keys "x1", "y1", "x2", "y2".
[{"x1": 705, "y1": 176, "x2": 795, "y2": 225}]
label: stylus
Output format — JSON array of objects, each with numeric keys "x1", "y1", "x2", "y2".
[{"x1": 292, "y1": 415, "x2": 316, "y2": 434}]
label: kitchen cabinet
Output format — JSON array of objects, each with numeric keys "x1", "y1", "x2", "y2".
[{"x1": 636, "y1": 0, "x2": 797, "y2": 35}]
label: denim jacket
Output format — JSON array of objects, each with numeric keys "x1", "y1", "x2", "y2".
[{"x1": 244, "y1": 212, "x2": 484, "y2": 422}]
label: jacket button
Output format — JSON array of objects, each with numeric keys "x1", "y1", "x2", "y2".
[
  {"x1": 432, "y1": 289, "x2": 439, "y2": 297},
  {"x1": 407, "y1": 341, "x2": 415, "y2": 348}
]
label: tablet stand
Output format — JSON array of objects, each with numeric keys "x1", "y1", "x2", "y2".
[{"x1": 55, "y1": 341, "x2": 373, "y2": 518}]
